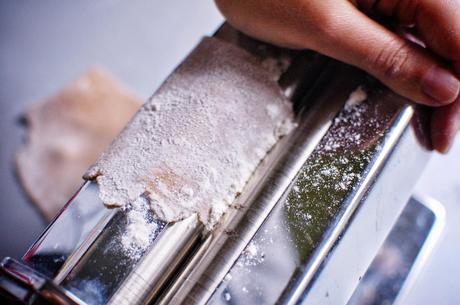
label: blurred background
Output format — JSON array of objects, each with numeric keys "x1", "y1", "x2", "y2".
[{"x1": 0, "y1": 1, "x2": 458, "y2": 304}]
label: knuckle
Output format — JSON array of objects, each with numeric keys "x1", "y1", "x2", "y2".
[
  {"x1": 315, "y1": 14, "x2": 341, "y2": 39},
  {"x1": 369, "y1": 39, "x2": 411, "y2": 79}
]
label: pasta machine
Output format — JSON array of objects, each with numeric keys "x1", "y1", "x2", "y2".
[{"x1": 0, "y1": 24, "x2": 444, "y2": 305}]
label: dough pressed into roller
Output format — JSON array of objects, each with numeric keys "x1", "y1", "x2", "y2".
[{"x1": 85, "y1": 37, "x2": 296, "y2": 228}]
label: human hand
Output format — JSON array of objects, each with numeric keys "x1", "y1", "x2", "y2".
[{"x1": 215, "y1": 0, "x2": 460, "y2": 153}]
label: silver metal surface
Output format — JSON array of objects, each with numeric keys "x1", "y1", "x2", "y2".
[
  {"x1": 393, "y1": 195, "x2": 445, "y2": 305},
  {"x1": 107, "y1": 215, "x2": 203, "y2": 305},
  {"x1": 204, "y1": 85, "x2": 431, "y2": 305},
  {"x1": 158, "y1": 27, "x2": 347, "y2": 305},
  {"x1": 23, "y1": 182, "x2": 115, "y2": 279},
  {"x1": 286, "y1": 108, "x2": 417, "y2": 305},
  {"x1": 347, "y1": 195, "x2": 445, "y2": 305},
  {"x1": 54, "y1": 189, "x2": 118, "y2": 284},
  {"x1": 409, "y1": 148, "x2": 460, "y2": 305},
  {"x1": 12, "y1": 24, "x2": 323, "y2": 305},
  {"x1": 166, "y1": 64, "x2": 369, "y2": 305},
  {"x1": 55, "y1": 202, "x2": 166, "y2": 305},
  {"x1": 0, "y1": 257, "x2": 84, "y2": 305},
  {"x1": 298, "y1": 118, "x2": 431, "y2": 305}
]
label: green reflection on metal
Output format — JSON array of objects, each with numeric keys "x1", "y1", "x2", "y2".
[
  {"x1": 282, "y1": 93, "x2": 400, "y2": 263},
  {"x1": 284, "y1": 147, "x2": 374, "y2": 262}
]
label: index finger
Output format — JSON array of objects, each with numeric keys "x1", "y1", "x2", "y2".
[{"x1": 360, "y1": 0, "x2": 460, "y2": 62}]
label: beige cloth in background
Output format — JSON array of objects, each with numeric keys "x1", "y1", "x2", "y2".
[{"x1": 16, "y1": 68, "x2": 143, "y2": 220}]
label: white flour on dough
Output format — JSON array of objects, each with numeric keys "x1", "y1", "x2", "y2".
[{"x1": 84, "y1": 37, "x2": 296, "y2": 228}]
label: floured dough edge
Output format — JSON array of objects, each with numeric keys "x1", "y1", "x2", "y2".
[
  {"x1": 15, "y1": 68, "x2": 143, "y2": 220},
  {"x1": 84, "y1": 37, "x2": 296, "y2": 229}
]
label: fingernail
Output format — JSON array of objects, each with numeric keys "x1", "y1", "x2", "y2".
[
  {"x1": 434, "y1": 126, "x2": 458, "y2": 154},
  {"x1": 422, "y1": 66, "x2": 460, "y2": 105},
  {"x1": 445, "y1": 140, "x2": 454, "y2": 153},
  {"x1": 437, "y1": 138, "x2": 453, "y2": 154}
]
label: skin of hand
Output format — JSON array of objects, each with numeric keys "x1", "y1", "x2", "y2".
[{"x1": 215, "y1": 0, "x2": 460, "y2": 153}]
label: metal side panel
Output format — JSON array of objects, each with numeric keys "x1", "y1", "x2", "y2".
[
  {"x1": 164, "y1": 62, "x2": 367, "y2": 305},
  {"x1": 204, "y1": 82, "x2": 431, "y2": 305},
  {"x1": 298, "y1": 124, "x2": 431, "y2": 305},
  {"x1": 347, "y1": 195, "x2": 445, "y2": 305}
]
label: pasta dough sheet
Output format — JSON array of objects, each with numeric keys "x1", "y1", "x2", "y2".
[
  {"x1": 85, "y1": 37, "x2": 296, "y2": 228},
  {"x1": 16, "y1": 68, "x2": 142, "y2": 220}
]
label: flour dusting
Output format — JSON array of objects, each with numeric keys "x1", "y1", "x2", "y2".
[
  {"x1": 120, "y1": 196, "x2": 160, "y2": 258},
  {"x1": 84, "y1": 37, "x2": 296, "y2": 229},
  {"x1": 345, "y1": 86, "x2": 367, "y2": 109}
]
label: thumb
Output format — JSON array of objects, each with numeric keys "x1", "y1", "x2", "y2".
[{"x1": 309, "y1": 2, "x2": 460, "y2": 107}]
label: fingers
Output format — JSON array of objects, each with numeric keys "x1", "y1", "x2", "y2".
[
  {"x1": 363, "y1": 0, "x2": 460, "y2": 153},
  {"x1": 431, "y1": 99, "x2": 460, "y2": 153},
  {"x1": 431, "y1": 61, "x2": 460, "y2": 153},
  {"x1": 399, "y1": 0, "x2": 460, "y2": 153},
  {"x1": 310, "y1": 1, "x2": 460, "y2": 107},
  {"x1": 375, "y1": 0, "x2": 460, "y2": 61},
  {"x1": 215, "y1": 0, "x2": 319, "y2": 49},
  {"x1": 216, "y1": 0, "x2": 460, "y2": 107},
  {"x1": 215, "y1": 0, "x2": 460, "y2": 152}
]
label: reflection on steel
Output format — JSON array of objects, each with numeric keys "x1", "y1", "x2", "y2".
[
  {"x1": 296, "y1": 118, "x2": 431, "y2": 305},
  {"x1": 23, "y1": 182, "x2": 116, "y2": 279},
  {"x1": 392, "y1": 195, "x2": 445, "y2": 305},
  {"x1": 347, "y1": 196, "x2": 445, "y2": 305},
  {"x1": 166, "y1": 62, "x2": 366, "y2": 305},
  {"x1": 204, "y1": 77, "x2": 431, "y2": 305},
  {"x1": 0, "y1": 257, "x2": 84, "y2": 305},
  {"x1": 281, "y1": 106, "x2": 416, "y2": 305},
  {"x1": 107, "y1": 215, "x2": 203, "y2": 305}
]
